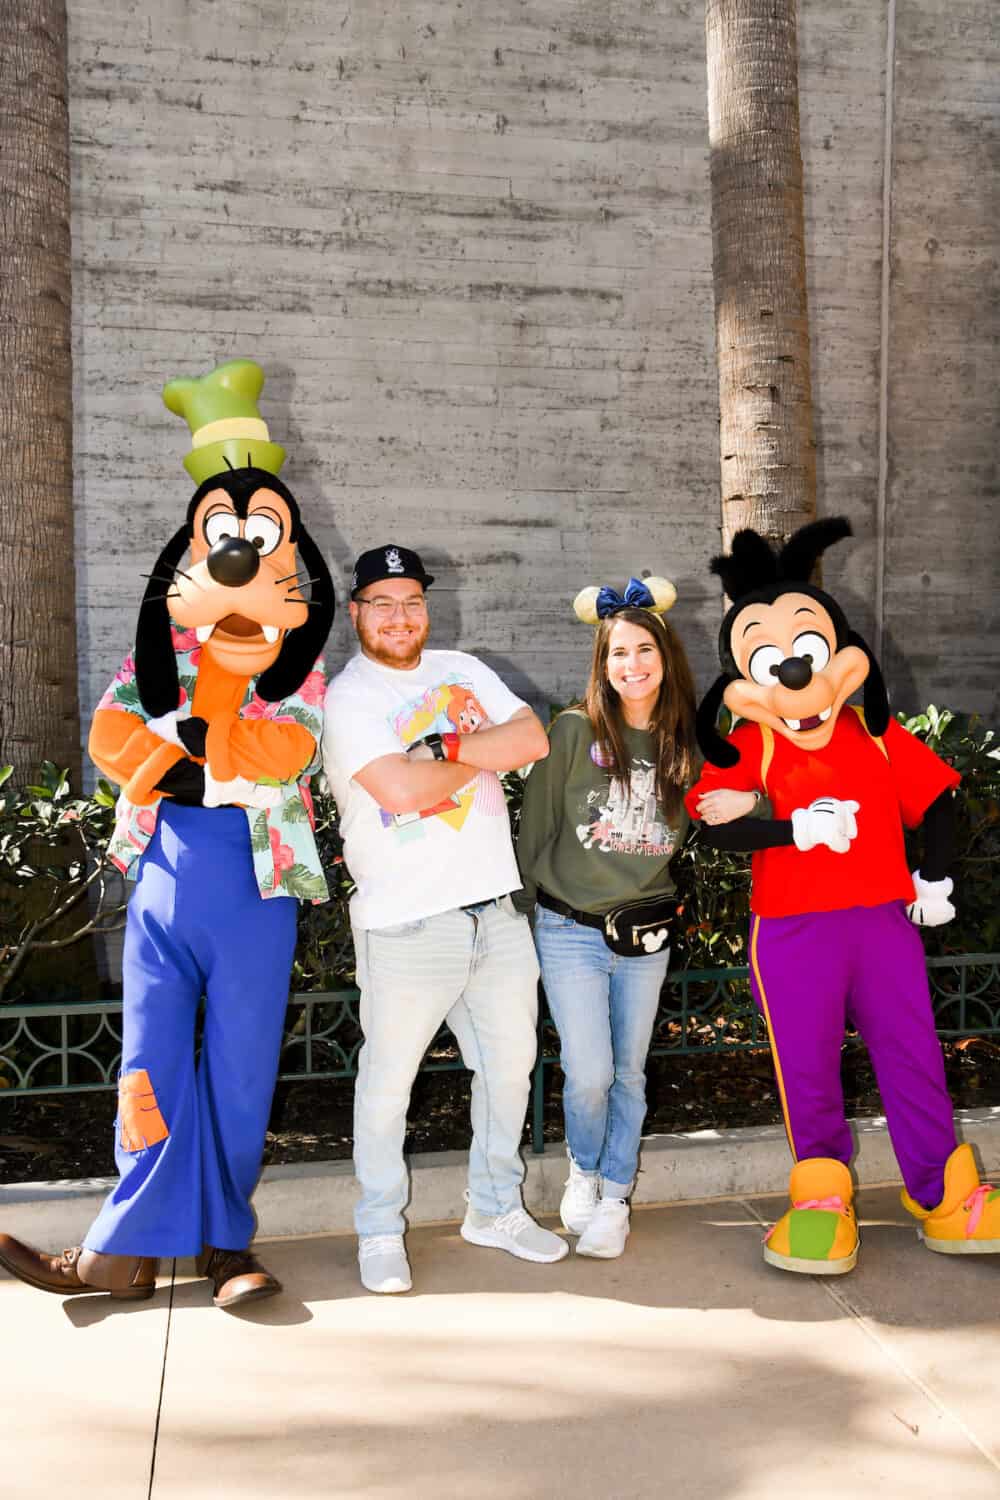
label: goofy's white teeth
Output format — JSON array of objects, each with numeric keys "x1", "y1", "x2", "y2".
[
  {"x1": 195, "y1": 625, "x2": 214, "y2": 644},
  {"x1": 819, "y1": 706, "x2": 832, "y2": 722},
  {"x1": 262, "y1": 625, "x2": 280, "y2": 644}
]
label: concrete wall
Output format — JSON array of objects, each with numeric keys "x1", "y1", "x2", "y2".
[{"x1": 67, "y1": 0, "x2": 999, "y2": 740}]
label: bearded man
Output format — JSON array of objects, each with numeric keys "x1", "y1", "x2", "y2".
[{"x1": 322, "y1": 544, "x2": 567, "y2": 1293}]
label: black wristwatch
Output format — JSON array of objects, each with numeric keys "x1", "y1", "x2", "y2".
[{"x1": 407, "y1": 733, "x2": 446, "y2": 760}]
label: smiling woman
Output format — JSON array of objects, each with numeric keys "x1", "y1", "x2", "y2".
[{"x1": 515, "y1": 575, "x2": 758, "y2": 1260}]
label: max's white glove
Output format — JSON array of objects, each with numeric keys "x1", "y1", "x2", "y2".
[
  {"x1": 203, "y1": 767, "x2": 285, "y2": 811},
  {"x1": 146, "y1": 707, "x2": 191, "y2": 747},
  {"x1": 791, "y1": 798, "x2": 860, "y2": 854},
  {"x1": 907, "y1": 870, "x2": 955, "y2": 927}
]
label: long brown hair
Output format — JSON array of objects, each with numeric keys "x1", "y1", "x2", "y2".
[{"x1": 577, "y1": 606, "x2": 697, "y2": 823}]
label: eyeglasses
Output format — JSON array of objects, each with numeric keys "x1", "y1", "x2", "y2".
[{"x1": 355, "y1": 595, "x2": 428, "y2": 619}]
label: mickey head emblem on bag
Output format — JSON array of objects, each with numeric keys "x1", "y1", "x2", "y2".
[{"x1": 641, "y1": 928, "x2": 668, "y2": 953}]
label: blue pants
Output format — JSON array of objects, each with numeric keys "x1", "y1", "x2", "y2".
[
  {"x1": 84, "y1": 804, "x2": 297, "y2": 1258},
  {"x1": 533, "y1": 903, "x2": 669, "y2": 1193}
]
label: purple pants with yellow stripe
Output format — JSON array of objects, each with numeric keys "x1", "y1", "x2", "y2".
[{"x1": 749, "y1": 901, "x2": 956, "y2": 1208}]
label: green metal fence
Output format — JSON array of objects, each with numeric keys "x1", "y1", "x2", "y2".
[{"x1": 3, "y1": 954, "x2": 998, "y2": 1153}]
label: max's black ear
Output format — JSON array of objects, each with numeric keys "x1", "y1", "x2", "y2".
[
  {"x1": 777, "y1": 516, "x2": 852, "y2": 583},
  {"x1": 255, "y1": 526, "x2": 336, "y2": 702},
  {"x1": 710, "y1": 529, "x2": 778, "y2": 602},
  {"x1": 847, "y1": 629, "x2": 890, "y2": 736},
  {"x1": 696, "y1": 673, "x2": 740, "y2": 768},
  {"x1": 135, "y1": 526, "x2": 190, "y2": 718}
]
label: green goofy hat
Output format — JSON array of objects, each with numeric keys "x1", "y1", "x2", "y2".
[{"x1": 162, "y1": 358, "x2": 286, "y2": 485}]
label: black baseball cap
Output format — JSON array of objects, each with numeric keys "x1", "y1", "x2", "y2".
[{"x1": 350, "y1": 544, "x2": 434, "y2": 598}]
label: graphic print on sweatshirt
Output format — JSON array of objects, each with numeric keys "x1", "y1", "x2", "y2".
[
  {"x1": 381, "y1": 675, "x2": 506, "y2": 840},
  {"x1": 576, "y1": 751, "x2": 678, "y2": 857}
]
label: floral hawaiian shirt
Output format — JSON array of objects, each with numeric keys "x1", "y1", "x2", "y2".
[{"x1": 97, "y1": 626, "x2": 329, "y2": 902}]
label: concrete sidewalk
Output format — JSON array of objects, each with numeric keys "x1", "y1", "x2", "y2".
[
  {"x1": 5, "y1": 1185, "x2": 1000, "y2": 1500},
  {"x1": 6, "y1": 1105, "x2": 1000, "y2": 1247}
]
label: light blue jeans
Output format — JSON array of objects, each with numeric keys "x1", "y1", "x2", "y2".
[
  {"x1": 533, "y1": 903, "x2": 670, "y2": 1195},
  {"x1": 353, "y1": 897, "x2": 540, "y2": 1236}
]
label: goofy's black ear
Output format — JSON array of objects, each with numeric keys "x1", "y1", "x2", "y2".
[
  {"x1": 135, "y1": 525, "x2": 190, "y2": 718},
  {"x1": 847, "y1": 629, "x2": 890, "y2": 736},
  {"x1": 696, "y1": 673, "x2": 740, "y2": 768},
  {"x1": 255, "y1": 526, "x2": 336, "y2": 702}
]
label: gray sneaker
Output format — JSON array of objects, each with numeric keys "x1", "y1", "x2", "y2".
[
  {"x1": 358, "y1": 1233, "x2": 412, "y2": 1294},
  {"x1": 461, "y1": 1204, "x2": 569, "y2": 1263}
]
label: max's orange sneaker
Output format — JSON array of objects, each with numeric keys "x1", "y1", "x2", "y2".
[
  {"x1": 763, "y1": 1158, "x2": 859, "y2": 1275},
  {"x1": 902, "y1": 1144, "x2": 1000, "y2": 1254}
]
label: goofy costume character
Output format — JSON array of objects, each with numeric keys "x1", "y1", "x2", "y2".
[
  {"x1": 0, "y1": 360, "x2": 335, "y2": 1308},
  {"x1": 687, "y1": 518, "x2": 999, "y2": 1274}
]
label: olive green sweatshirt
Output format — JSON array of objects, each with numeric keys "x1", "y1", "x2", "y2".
[{"x1": 515, "y1": 709, "x2": 688, "y2": 917}]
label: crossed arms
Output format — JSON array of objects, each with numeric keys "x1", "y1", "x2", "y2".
[{"x1": 354, "y1": 706, "x2": 548, "y2": 815}]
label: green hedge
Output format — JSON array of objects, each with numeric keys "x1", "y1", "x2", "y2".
[{"x1": 2, "y1": 706, "x2": 997, "y2": 1004}]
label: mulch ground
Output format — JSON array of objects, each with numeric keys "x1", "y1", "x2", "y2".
[{"x1": 2, "y1": 1038, "x2": 999, "y2": 1185}]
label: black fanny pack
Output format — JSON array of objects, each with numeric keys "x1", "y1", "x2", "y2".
[{"x1": 537, "y1": 890, "x2": 679, "y2": 959}]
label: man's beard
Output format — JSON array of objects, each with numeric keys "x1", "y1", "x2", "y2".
[{"x1": 356, "y1": 614, "x2": 429, "y2": 669}]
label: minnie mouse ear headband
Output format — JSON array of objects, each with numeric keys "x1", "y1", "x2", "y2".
[{"x1": 573, "y1": 576, "x2": 677, "y2": 625}]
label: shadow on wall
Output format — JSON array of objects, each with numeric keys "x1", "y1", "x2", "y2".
[{"x1": 264, "y1": 358, "x2": 354, "y2": 659}]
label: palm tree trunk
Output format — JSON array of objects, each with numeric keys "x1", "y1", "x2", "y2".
[
  {"x1": 706, "y1": 0, "x2": 816, "y2": 554},
  {"x1": 0, "y1": 0, "x2": 80, "y2": 785}
]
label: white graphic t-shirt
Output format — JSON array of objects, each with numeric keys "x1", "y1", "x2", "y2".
[{"x1": 322, "y1": 650, "x2": 527, "y2": 929}]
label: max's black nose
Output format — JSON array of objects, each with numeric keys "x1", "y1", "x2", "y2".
[
  {"x1": 207, "y1": 537, "x2": 260, "y2": 587},
  {"x1": 776, "y1": 655, "x2": 813, "y2": 691}
]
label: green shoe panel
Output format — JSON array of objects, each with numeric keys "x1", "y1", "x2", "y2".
[{"x1": 787, "y1": 1208, "x2": 840, "y2": 1261}]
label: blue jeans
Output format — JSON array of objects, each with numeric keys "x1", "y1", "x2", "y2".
[
  {"x1": 533, "y1": 903, "x2": 669, "y2": 1193},
  {"x1": 353, "y1": 897, "x2": 540, "y2": 1235}
]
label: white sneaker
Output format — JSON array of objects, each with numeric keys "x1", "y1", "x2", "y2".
[
  {"x1": 576, "y1": 1198, "x2": 630, "y2": 1259},
  {"x1": 560, "y1": 1158, "x2": 600, "y2": 1235},
  {"x1": 461, "y1": 1204, "x2": 569, "y2": 1263},
  {"x1": 358, "y1": 1233, "x2": 412, "y2": 1293}
]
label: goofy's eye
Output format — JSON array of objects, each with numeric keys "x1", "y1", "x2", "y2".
[
  {"x1": 204, "y1": 511, "x2": 238, "y2": 548},
  {"x1": 244, "y1": 515, "x2": 282, "y2": 556},
  {"x1": 792, "y1": 631, "x2": 831, "y2": 670},
  {"x1": 748, "y1": 644, "x2": 783, "y2": 686}
]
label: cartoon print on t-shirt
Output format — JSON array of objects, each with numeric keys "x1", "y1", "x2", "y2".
[
  {"x1": 381, "y1": 676, "x2": 506, "y2": 839},
  {"x1": 444, "y1": 685, "x2": 488, "y2": 736},
  {"x1": 575, "y1": 757, "x2": 679, "y2": 857}
]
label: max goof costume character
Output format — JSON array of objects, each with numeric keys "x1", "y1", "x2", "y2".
[
  {"x1": 0, "y1": 359, "x2": 335, "y2": 1308},
  {"x1": 687, "y1": 518, "x2": 999, "y2": 1274}
]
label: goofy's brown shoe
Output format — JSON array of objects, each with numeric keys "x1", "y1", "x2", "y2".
[
  {"x1": 0, "y1": 1234, "x2": 158, "y2": 1300},
  {"x1": 196, "y1": 1247, "x2": 282, "y2": 1309}
]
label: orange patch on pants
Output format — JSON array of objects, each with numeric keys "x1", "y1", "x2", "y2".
[{"x1": 117, "y1": 1069, "x2": 170, "y2": 1153}]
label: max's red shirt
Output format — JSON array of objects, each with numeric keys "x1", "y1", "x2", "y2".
[{"x1": 686, "y1": 710, "x2": 960, "y2": 917}]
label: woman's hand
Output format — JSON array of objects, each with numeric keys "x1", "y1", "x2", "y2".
[{"x1": 696, "y1": 788, "x2": 759, "y2": 825}]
